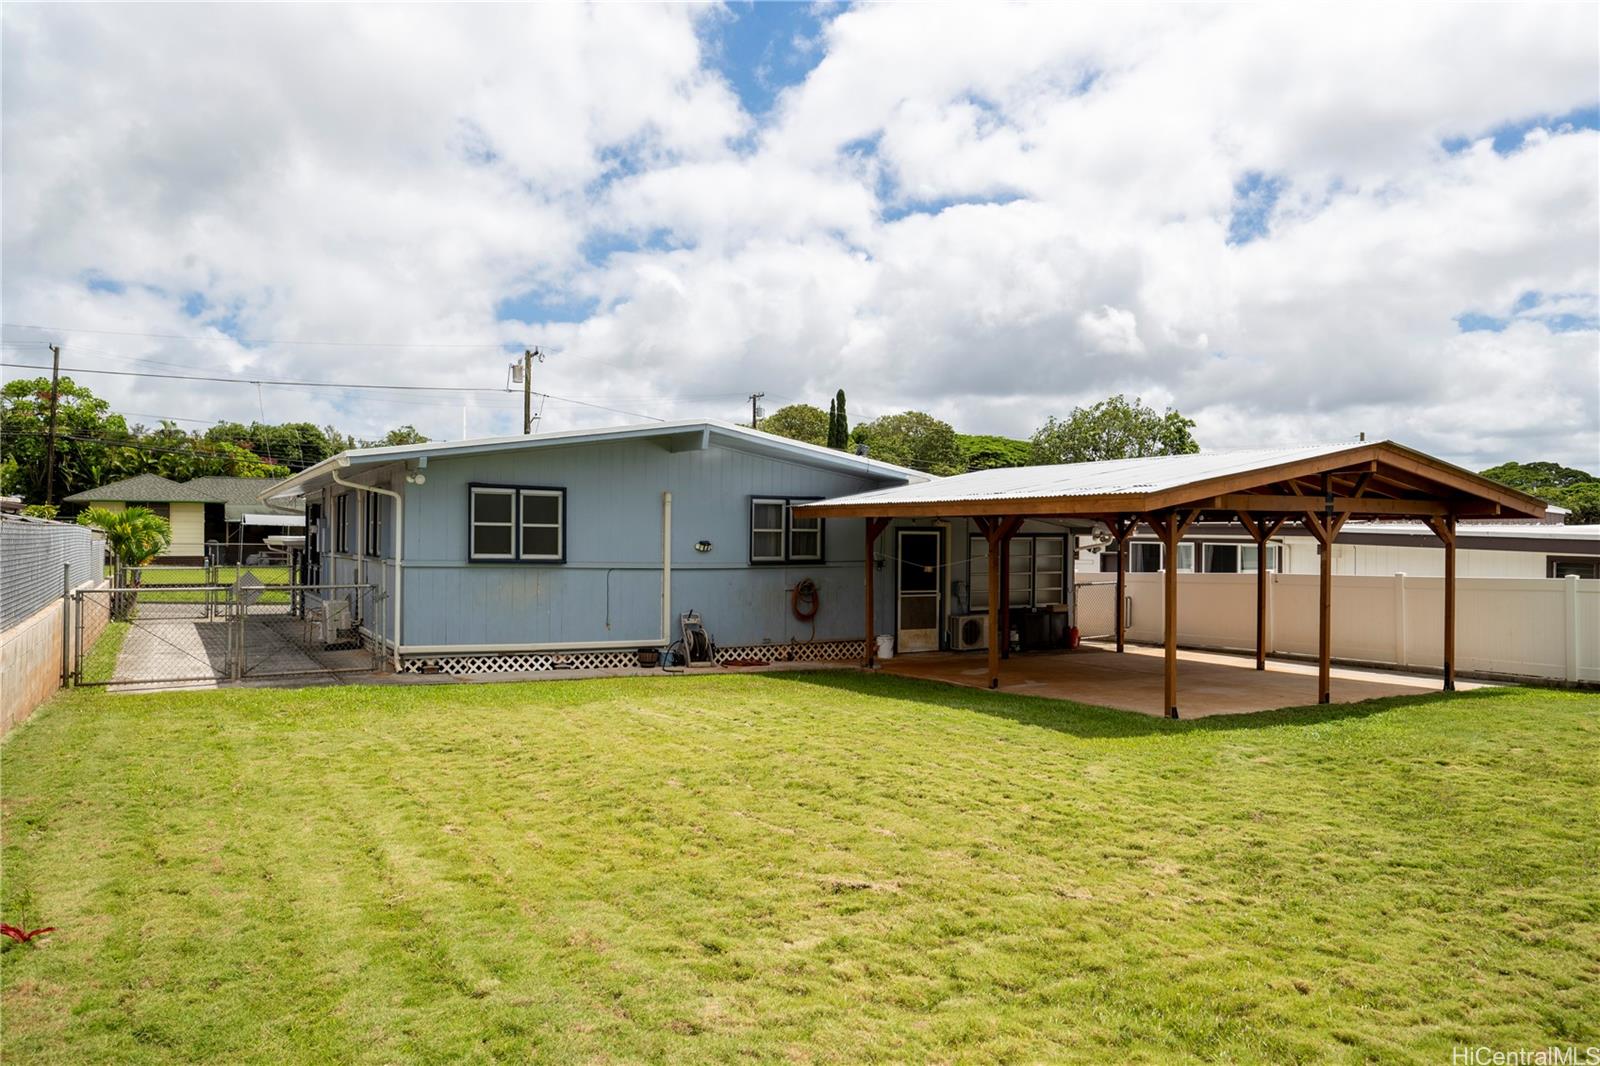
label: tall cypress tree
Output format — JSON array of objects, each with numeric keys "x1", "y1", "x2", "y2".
[
  {"x1": 829, "y1": 389, "x2": 848, "y2": 450},
  {"x1": 827, "y1": 397, "x2": 837, "y2": 448}
]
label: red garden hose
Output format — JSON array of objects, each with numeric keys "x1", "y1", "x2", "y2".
[{"x1": 791, "y1": 578, "x2": 820, "y2": 622}]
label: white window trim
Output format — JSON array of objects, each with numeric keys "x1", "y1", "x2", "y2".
[
  {"x1": 750, "y1": 498, "x2": 788, "y2": 563},
  {"x1": 519, "y1": 489, "x2": 564, "y2": 561},
  {"x1": 787, "y1": 503, "x2": 823, "y2": 562},
  {"x1": 470, "y1": 487, "x2": 517, "y2": 561}
]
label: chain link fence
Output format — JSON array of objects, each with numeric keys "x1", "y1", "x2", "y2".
[
  {"x1": 1, "y1": 515, "x2": 105, "y2": 630},
  {"x1": 1072, "y1": 580, "x2": 1125, "y2": 641},
  {"x1": 73, "y1": 581, "x2": 383, "y2": 688}
]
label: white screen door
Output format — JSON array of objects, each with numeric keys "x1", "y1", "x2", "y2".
[{"x1": 897, "y1": 529, "x2": 941, "y2": 653}]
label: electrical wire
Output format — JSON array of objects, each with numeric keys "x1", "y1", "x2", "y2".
[
  {"x1": 0, "y1": 360, "x2": 667, "y2": 422},
  {"x1": 1, "y1": 321, "x2": 536, "y2": 350}
]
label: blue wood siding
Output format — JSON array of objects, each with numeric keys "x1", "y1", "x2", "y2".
[{"x1": 394, "y1": 437, "x2": 904, "y2": 650}]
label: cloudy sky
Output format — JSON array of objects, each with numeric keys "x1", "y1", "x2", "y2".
[{"x1": 3, "y1": 3, "x2": 1597, "y2": 469}]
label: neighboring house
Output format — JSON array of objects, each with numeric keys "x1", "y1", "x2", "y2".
[
  {"x1": 63, "y1": 474, "x2": 302, "y2": 561},
  {"x1": 1080, "y1": 518, "x2": 1600, "y2": 579},
  {"x1": 264, "y1": 420, "x2": 958, "y2": 671}
]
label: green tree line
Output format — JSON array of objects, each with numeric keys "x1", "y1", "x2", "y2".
[{"x1": 1, "y1": 375, "x2": 429, "y2": 505}]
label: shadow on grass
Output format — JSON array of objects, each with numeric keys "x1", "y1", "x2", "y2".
[{"x1": 760, "y1": 668, "x2": 1522, "y2": 740}]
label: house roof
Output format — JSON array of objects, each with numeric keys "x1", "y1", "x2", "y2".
[
  {"x1": 798, "y1": 440, "x2": 1547, "y2": 521},
  {"x1": 64, "y1": 473, "x2": 297, "y2": 510},
  {"x1": 264, "y1": 419, "x2": 931, "y2": 501},
  {"x1": 64, "y1": 473, "x2": 208, "y2": 503}
]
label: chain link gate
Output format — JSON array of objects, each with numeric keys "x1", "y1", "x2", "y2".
[
  {"x1": 1072, "y1": 580, "x2": 1125, "y2": 641},
  {"x1": 73, "y1": 580, "x2": 384, "y2": 688}
]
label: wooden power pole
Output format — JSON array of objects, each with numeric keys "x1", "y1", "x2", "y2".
[
  {"x1": 43, "y1": 344, "x2": 62, "y2": 504},
  {"x1": 519, "y1": 347, "x2": 542, "y2": 434},
  {"x1": 749, "y1": 392, "x2": 764, "y2": 429}
]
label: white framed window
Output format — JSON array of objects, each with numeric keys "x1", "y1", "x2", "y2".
[
  {"x1": 519, "y1": 489, "x2": 563, "y2": 560},
  {"x1": 788, "y1": 503, "x2": 822, "y2": 561},
  {"x1": 1176, "y1": 543, "x2": 1195, "y2": 572},
  {"x1": 1239, "y1": 543, "x2": 1282, "y2": 572},
  {"x1": 468, "y1": 485, "x2": 566, "y2": 563},
  {"x1": 751, "y1": 499, "x2": 786, "y2": 562},
  {"x1": 749, "y1": 497, "x2": 824, "y2": 564},
  {"x1": 469, "y1": 487, "x2": 516, "y2": 560}
]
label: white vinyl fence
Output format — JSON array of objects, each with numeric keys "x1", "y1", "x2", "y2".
[{"x1": 1088, "y1": 572, "x2": 1597, "y2": 684}]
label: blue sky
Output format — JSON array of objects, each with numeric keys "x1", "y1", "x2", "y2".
[{"x1": 2, "y1": 4, "x2": 1596, "y2": 469}]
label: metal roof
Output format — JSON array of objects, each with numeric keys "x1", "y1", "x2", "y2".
[
  {"x1": 797, "y1": 439, "x2": 1547, "y2": 520},
  {"x1": 264, "y1": 419, "x2": 929, "y2": 501},
  {"x1": 803, "y1": 442, "x2": 1365, "y2": 508}
]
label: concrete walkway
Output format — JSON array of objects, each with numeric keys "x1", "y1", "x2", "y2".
[{"x1": 880, "y1": 643, "x2": 1489, "y2": 717}]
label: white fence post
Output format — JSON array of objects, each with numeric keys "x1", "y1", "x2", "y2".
[
  {"x1": 1566, "y1": 574, "x2": 1580, "y2": 683},
  {"x1": 1265, "y1": 571, "x2": 1275, "y2": 655},
  {"x1": 1394, "y1": 572, "x2": 1407, "y2": 669}
]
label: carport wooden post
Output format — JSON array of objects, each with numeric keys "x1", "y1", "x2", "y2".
[
  {"x1": 1237, "y1": 512, "x2": 1285, "y2": 671},
  {"x1": 1425, "y1": 513, "x2": 1458, "y2": 690},
  {"x1": 999, "y1": 525, "x2": 1014, "y2": 660},
  {"x1": 976, "y1": 517, "x2": 1022, "y2": 689},
  {"x1": 1303, "y1": 480, "x2": 1351, "y2": 705},
  {"x1": 1146, "y1": 509, "x2": 1196, "y2": 718},
  {"x1": 863, "y1": 518, "x2": 890, "y2": 667},
  {"x1": 1107, "y1": 515, "x2": 1133, "y2": 654}
]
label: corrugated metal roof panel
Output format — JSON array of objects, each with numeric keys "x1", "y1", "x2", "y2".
[{"x1": 807, "y1": 442, "x2": 1366, "y2": 508}]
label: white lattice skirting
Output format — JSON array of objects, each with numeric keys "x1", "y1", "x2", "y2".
[{"x1": 398, "y1": 639, "x2": 867, "y2": 675}]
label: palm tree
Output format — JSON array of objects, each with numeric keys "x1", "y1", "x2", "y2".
[{"x1": 78, "y1": 507, "x2": 172, "y2": 617}]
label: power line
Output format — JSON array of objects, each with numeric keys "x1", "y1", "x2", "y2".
[
  {"x1": 1, "y1": 360, "x2": 666, "y2": 422},
  {"x1": 1, "y1": 321, "x2": 534, "y2": 350}
]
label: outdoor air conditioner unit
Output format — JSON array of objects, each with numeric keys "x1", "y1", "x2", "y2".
[
  {"x1": 949, "y1": 612, "x2": 989, "y2": 651},
  {"x1": 316, "y1": 599, "x2": 351, "y2": 647}
]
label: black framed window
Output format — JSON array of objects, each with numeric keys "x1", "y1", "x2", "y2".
[
  {"x1": 1548, "y1": 556, "x2": 1599, "y2": 579},
  {"x1": 519, "y1": 489, "x2": 563, "y2": 561},
  {"x1": 750, "y1": 497, "x2": 824, "y2": 564},
  {"x1": 365, "y1": 495, "x2": 383, "y2": 556},
  {"x1": 469, "y1": 484, "x2": 565, "y2": 563},
  {"x1": 334, "y1": 493, "x2": 351, "y2": 553}
]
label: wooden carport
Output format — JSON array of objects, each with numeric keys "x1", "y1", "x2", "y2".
[{"x1": 799, "y1": 442, "x2": 1545, "y2": 717}]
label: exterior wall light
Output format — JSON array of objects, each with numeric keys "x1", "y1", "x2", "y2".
[{"x1": 694, "y1": 540, "x2": 713, "y2": 553}]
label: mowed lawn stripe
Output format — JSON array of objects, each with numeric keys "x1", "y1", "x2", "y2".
[{"x1": 2, "y1": 673, "x2": 1596, "y2": 1063}]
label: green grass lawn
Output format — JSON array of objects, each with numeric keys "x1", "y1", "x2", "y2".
[
  {"x1": 2, "y1": 674, "x2": 1596, "y2": 1063},
  {"x1": 121, "y1": 565, "x2": 292, "y2": 605}
]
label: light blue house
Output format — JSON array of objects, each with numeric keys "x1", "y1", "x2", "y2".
[{"x1": 265, "y1": 419, "x2": 1086, "y2": 673}]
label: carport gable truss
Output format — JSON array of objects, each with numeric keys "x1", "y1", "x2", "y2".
[{"x1": 798, "y1": 441, "x2": 1546, "y2": 718}]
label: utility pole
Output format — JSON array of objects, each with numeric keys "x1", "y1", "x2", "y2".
[
  {"x1": 43, "y1": 344, "x2": 61, "y2": 504},
  {"x1": 515, "y1": 347, "x2": 543, "y2": 434},
  {"x1": 748, "y1": 392, "x2": 764, "y2": 429}
]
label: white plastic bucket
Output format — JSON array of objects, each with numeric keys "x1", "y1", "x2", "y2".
[{"x1": 875, "y1": 634, "x2": 895, "y2": 661}]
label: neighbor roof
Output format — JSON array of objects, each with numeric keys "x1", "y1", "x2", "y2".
[
  {"x1": 265, "y1": 419, "x2": 930, "y2": 501},
  {"x1": 64, "y1": 473, "x2": 210, "y2": 503},
  {"x1": 799, "y1": 441, "x2": 1547, "y2": 520},
  {"x1": 64, "y1": 473, "x2": 297, "y2": 510}
]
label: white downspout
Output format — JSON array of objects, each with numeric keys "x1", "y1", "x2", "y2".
[
  {"x1": 661, "y1": 491, "x2": 672, "y2": 644},
  {"x1": 332, "y1": 466, "x2": 403, "y2": 671}
]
